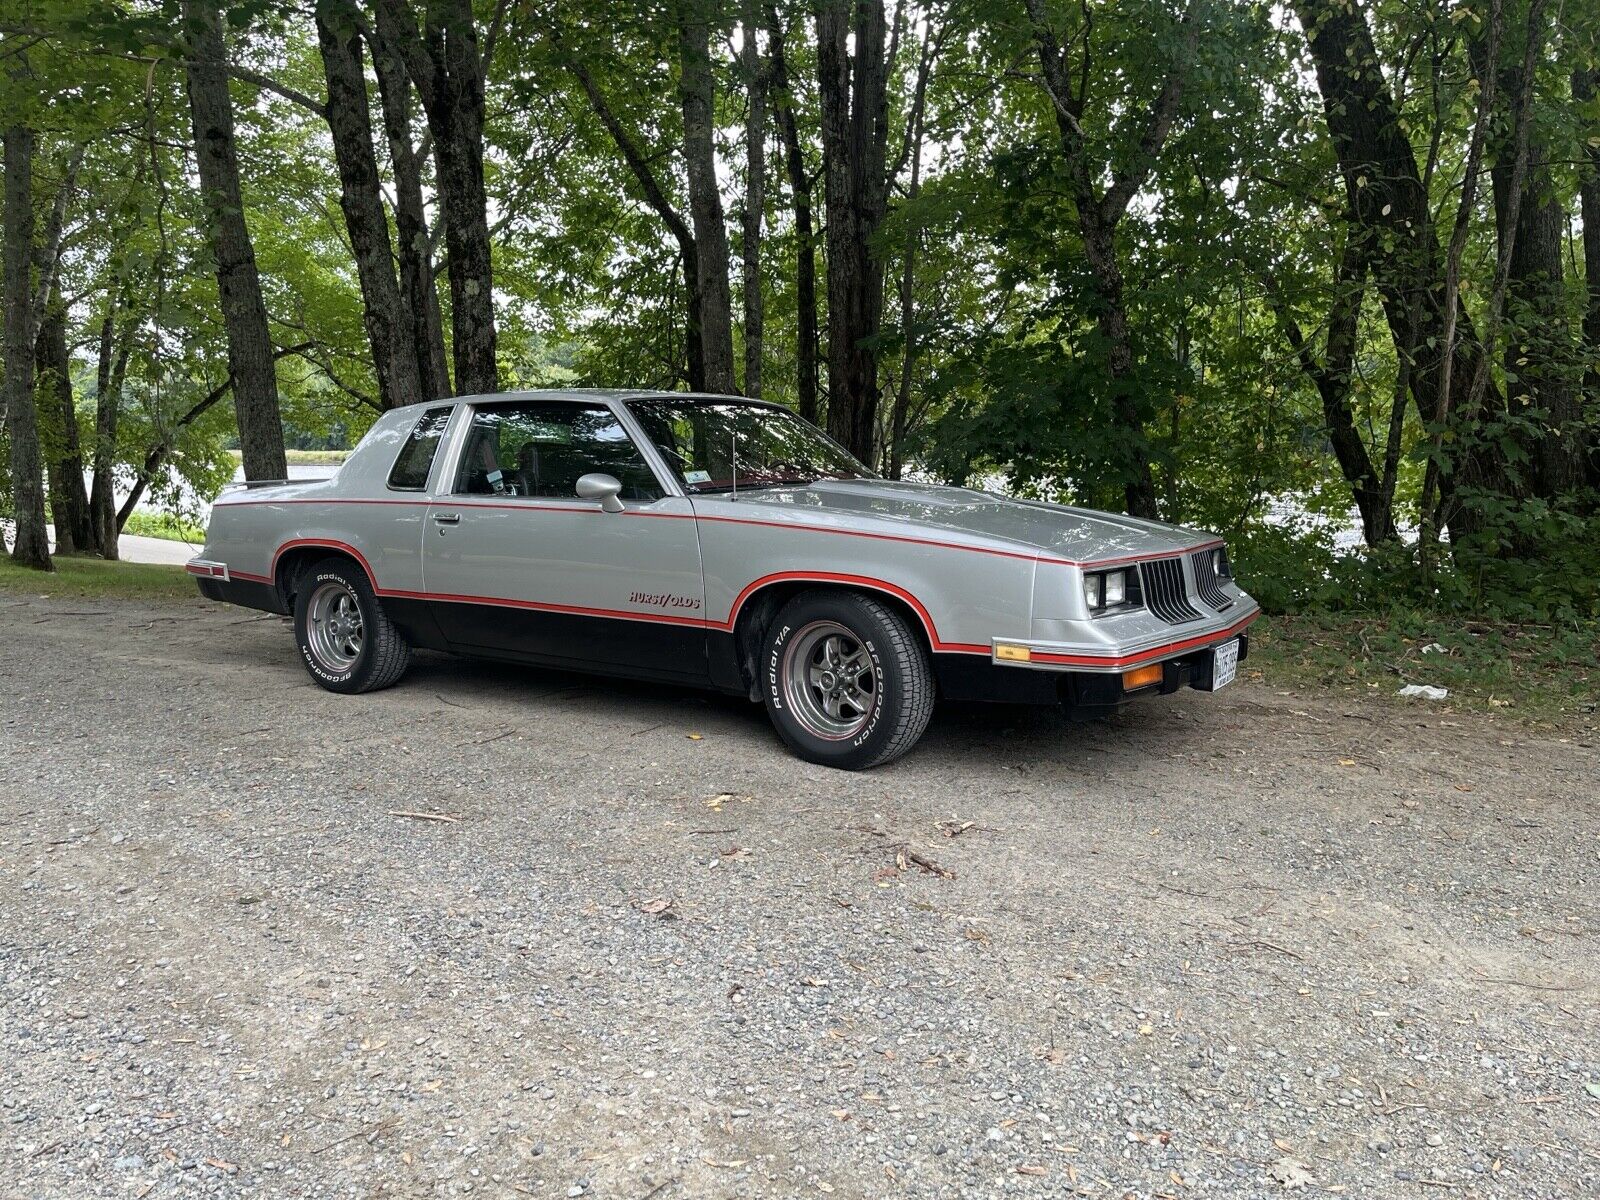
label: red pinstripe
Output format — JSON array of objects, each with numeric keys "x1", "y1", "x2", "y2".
[
  {"x1": 1030, "y1": 610, "x2": 1260, "y2": 668},
  {"x1": 213, "y1": 494, "x2": 1219, "y2": 570},
  {"x1": 224, "y1": 538, "x2": 1249, "y2": 669}
]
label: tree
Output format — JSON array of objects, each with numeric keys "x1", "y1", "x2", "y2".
[
  {"x1": 374, "y1": 0, "x2": 500, "y2": 396},
  {"x1": 679, "y1": 0, "x2": 737, "y2": 393},
  {"x1": 315, "y1": 0, "x2": 426, "y2": 410},
  {"x1": 1021, "y1": 0, "x2": 1200, "y2": 520},
  {"x1": 768, "y1": 10, "x2": 820, "y2": 422},
  {"x1": 181, "y1": 0, "x2": 288, "y2": 481},
  {"x1": 3, "y1": 119, "x2": 52, "y2": 569},
  {"x1": 815, "y1": 0, "x2": 892, "y2": 461}
]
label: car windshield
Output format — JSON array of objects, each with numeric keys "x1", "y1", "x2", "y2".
[{"x1": 627, "y1": 399, "x2": 876, "y2": 493}]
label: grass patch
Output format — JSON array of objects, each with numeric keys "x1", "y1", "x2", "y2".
[
  {"x1": 0, "y1": 554, "x2": 195, "y2": 602},
  {"x1": 1249, "y1": 610, "x2": 1599, "y2": 721},
  {"x1": 123, "y1": 510, "x2": 206, "y2": 544},
  {"x1": 226, "y1": 448, "x2": 347, "y2": 465}
]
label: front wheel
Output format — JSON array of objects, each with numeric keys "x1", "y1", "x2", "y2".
[
  {"x1": 761, "y1": 589, "x2": 935, "y2": 770},
  {"x1": 293, "y1": 557, "x2": 411, "y2": 694}
]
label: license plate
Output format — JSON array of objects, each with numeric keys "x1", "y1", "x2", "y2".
[{"x1": 1210, "y1": 639, "x2": 1239, "y2": 690}]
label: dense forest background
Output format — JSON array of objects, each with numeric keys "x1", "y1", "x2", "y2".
[{"x1": 1, "y1": 0, "x2": 1597, "y2": 621}]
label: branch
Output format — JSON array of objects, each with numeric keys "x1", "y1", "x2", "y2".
[{"x1": 1098, "y1": 0, "x2": 1201, "y2": 225}]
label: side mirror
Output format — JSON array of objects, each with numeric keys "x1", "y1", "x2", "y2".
[{"x1": 576, "y1": 472, "x2": 625, "y2": 513}]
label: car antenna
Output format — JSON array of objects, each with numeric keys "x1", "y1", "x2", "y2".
[{"x1": 730, "y1": 427, "x2": 738, "y2": 501}]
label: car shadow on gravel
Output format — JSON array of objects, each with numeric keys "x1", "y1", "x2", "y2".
[{"x1": 397, "y1": 646, "x2": 1211, "y2": 771}]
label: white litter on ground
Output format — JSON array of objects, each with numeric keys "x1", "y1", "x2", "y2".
[{"x1": 1398, "y1": 684, "x2": 1450, "y2": 700}]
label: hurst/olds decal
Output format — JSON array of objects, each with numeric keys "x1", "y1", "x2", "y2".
[{"x1": 628, "y1": 590, "x2": 701, "y2": 611}]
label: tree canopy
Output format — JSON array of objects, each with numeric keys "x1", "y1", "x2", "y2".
[{"x1": 1, "y1": 0, "x2": 1596, "y2": 617}]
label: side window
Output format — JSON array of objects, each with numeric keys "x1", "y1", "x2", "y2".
[
  {"x1": 387, "y1": 406, "x2": 455, "y2": 491},
  {"x1": 453, "y1": 403, "x2": 662, "y2": 501}
]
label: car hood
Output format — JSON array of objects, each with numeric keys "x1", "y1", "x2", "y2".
[{"x1": 731, "y1": 479, "x2": 1215, "y2": 563}]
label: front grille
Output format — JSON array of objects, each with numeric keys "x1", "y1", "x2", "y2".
[
  {"x1": 1139, "y1": 556, "x2": 1202, "y2": 624},
  {"x1": 1190, "y1": 548, "x2": 1235, "y2": 611}
]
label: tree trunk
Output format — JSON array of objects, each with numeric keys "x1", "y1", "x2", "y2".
[
  {"x1": 1577, "y1": 64, "x2": 1600, "y2": 487},
  {"x1": 90, "y1": 300, "x2": 133, "y2": 560},
  {"x1": 375, "y1": 0, "x2": 498, "y2": 396},
  {"x1": 1023, "y1": 0, "x2": 1192, "y2": 520},
  {"x1": 563, "y1": 49, "x2": 707, "y2": 389},
  {"x1": 816, "y1": 0, "x2": 891, "y2": 462},
  {"x1": 679, "y1": 6, "x2": 737, "y2": 394},
  {"x1": 181, "y1": 0, "x2": 288, "y2": 482},
  {"x1": 371, "y1": 12, "x2": 451, "y2": 400},
  {"x1": 1266, "y1": 247, "x2": 1396, "y2": 545},
  {"x1": 4, "y1": 122, "x2": 52, "y2": 569},
  {"x1": 315, "y1": 1, "x2": 425, "y2": 411},
  {"x1": 1294, "y1": 0, "x2": 1512, "y2": 540},
  {"x1": 739, "y1": 10, "x2": 767, "y2": 398},
  {"x1": 36, "y1": 297, "x2": 94, "y2": 555},
  {"x1": 1491, "y1": 140, "x2": 1579, "y2": 497},
  {"x1": 769, "y1": 15, "x2": 819, "y2": 425}
]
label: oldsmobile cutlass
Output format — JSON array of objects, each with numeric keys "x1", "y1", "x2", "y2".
[{"x1": 190, "y1": 390, "x2": 1259, "y2": 769}]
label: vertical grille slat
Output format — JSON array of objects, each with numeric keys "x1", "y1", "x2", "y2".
[
  {"x1": 1190, "y1": 548, "x2": 1235, "y2": 611},
  {"x1": 1139, "y1": 557, "x2": 1202, "y2": 624}
]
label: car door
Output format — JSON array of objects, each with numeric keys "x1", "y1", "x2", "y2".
[{"x1": 421, "y1": 398, "x2": 708, "y2": 679}]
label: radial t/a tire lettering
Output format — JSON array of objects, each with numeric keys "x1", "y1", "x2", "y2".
[
  {"x1": 761, "y1": 588, "x2": 935, "y2": 770},
  {"x1": 292, "y1": 557, "x2": 411, "y2": 694}
]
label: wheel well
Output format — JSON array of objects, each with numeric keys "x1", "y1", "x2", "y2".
[
  {"x1": 729, "y1": 579, "x2": 935, "y2": 699},
  {"x1": 274, "y1": 545, "x2": 368, "y2": 612}
]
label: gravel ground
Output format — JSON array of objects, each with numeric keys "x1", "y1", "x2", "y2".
[{"x1": 1, "y1": 589, "x2": 1597, "y2": 1200}]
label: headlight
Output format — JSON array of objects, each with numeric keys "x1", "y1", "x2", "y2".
[
  {"x1": 1083, "y1": 568, "x2": 1140, "y2": 615},
  {"x1": 1212, "y1": 547, "x2": 1232, "y2": 579}
]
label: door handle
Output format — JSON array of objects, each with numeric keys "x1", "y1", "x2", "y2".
[{"x1": 432, "y1": 512, "x2": 461, "y2": 525}]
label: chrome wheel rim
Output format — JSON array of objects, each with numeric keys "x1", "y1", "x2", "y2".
[
  {"x1": 307, "y1": 581, "x2": 365, "y2": 673},
  {"x1": 783, "y1": 620, "x2": 876, "y2": 740}
]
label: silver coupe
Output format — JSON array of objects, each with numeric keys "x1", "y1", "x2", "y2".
[{"x1": 190, "y1": 390, "x2": 1259, "y2": 768}]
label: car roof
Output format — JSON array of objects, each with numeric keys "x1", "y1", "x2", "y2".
[{"x1": 387, "y1": 389, "x2": 790, "y2": 415}]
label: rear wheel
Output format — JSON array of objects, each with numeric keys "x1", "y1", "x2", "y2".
[
  {"x1": 292, "y1": 557, "x2": 410, "y2": 693},
  {"x1": 761, "y1": 589, "x2": 935, "y2": 770}
]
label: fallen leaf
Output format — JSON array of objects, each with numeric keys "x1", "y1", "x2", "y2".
[
  {"x1": 701, "y1": 1155, "x2": 748, "y2": 1168},
  {"x1": 1015, "y1": 1164, "x2": 1047, "y2": 1176},
  {"x1": 1337, "y1": 758, "x2": 1357, "y2": 767},
  {"x1": 637, "y1": 896, "x2": 674, "y2": 916},
  {"x1": 687, "y1": 732, "x2": 704, "y2": 740},
  {"x1": 801, "y1": 977, "x2": 831, "y2": 988},
  {"x1": 1269, "y1": 1156, "x2": 1313, "y2": 1190}
]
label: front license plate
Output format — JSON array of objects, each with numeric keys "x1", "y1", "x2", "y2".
[{"x1": 1210, "y1": 639, "x2": 1239, "y2": 690}]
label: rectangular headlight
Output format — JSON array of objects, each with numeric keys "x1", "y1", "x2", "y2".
[
  {"x1": 1103, "y1": 570, "x2": 1126, "y2": 607},
  {"x1": 1082, "y1": 567, "x2": 1142, "y2": 616}
]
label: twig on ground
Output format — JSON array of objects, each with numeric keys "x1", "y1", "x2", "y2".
[{"x1": 387, "y1": 810, "x2": 461, "y2": 824}]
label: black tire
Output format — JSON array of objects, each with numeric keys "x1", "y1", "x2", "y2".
[
  {"x1": 760, "y1": 589, "x2": 936, "y2": 770},
  {"x1": 292, "y1": 557, "x2": 411, "y2": 694}
]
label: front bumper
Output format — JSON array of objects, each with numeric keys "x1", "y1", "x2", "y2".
[{"x1": 988, "y1": 607, "x2": 1260, "y2": 673}]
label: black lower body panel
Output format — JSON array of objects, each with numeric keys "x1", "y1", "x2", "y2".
[
  {"x1": 195, "y1": 576, "x2": 285, "y2": 615},
  {"x1": 428, "y1": 600, "x2": 716, "y2": 687}
]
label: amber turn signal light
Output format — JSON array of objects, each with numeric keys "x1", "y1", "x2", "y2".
[
  {"x1": 1122, "y1": 664, "x2": 1163, "y2": 691},
  {"x1": 995, "y1": 643, "x2": 1032, "y2": 662}
]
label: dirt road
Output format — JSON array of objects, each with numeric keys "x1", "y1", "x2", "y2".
[{"x1": 2, "y1": 590, "x2": 1596, "y2": 1198}]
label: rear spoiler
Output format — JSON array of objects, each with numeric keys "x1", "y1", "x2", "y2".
[{"x1": 218, "y1": 478, "x2": 291, "y2": 492}]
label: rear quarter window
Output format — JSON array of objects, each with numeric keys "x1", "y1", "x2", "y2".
[{"x1": 387, "y1": 406, "x2": 455, "y2": 491}]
